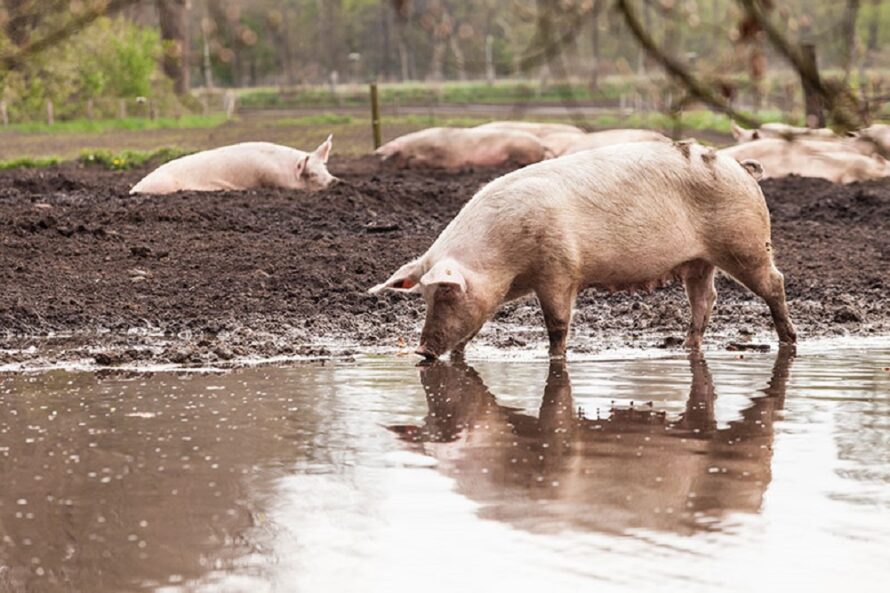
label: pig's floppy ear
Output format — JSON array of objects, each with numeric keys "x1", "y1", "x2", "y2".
[
  {"x1": 295, "y1": 154, "x2": 310, "y2": 177},
  {"x1": 314, "y1": 134, "x2": 333, "y2": 164},
  {"x1": 369, "y1": 259, "x2": 424, "y2": 294},
  {"x1": 420, "y1": 259, "x2": 467, "y2": 292}
]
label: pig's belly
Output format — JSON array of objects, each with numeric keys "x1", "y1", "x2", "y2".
[{"x1": 581, "y1": 249, "x2": 704, "y2": 294}]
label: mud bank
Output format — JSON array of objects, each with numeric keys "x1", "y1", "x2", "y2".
[{"x1": 1, "y1": 157, "x2": 888, "y2": 367}]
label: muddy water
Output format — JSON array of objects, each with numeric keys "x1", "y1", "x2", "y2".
[{"x1": 1, "y1": 341, "x2": 889, "y2": 593}]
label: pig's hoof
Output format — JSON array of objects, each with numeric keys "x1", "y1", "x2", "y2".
[{"x1": 415, "y1": 347, "x2": 438, "y2": 361}]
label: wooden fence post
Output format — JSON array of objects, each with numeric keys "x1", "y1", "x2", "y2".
[
  {"x1": 370, "y1": 83, "x2": 382, "y2": 149},
  {"x1": 119, "y1": 99, "x2": 127, "y2": 119},
  {"x1": 0, "y1": 101, "x2": 8, "y2": 126},
  {"x1": 46, "y1": 100, "x2": 54, "y2": 126}
]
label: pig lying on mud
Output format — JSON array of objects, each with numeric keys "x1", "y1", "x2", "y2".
[
  {"x1": 473, "y1": 121, "x2": 585, "y2": 138},
  {"x1": 371, "y1": 141, "x2": 796, "y2": 359},
  {"x1": 544, "y1": 129, "x2": 670, "y2": 157},
  {"x1": 731, "y1": 121, "x2": 838, "y2": 143},
  {"x1": 130, "y1": 137, "x2": 337, "y2": 195},
  {"x1": 374, "y1": 127, "x2": 552, "y2": 169},
  {"x1": 719, "y1": 138, "x2": 890, "y2": 183}
]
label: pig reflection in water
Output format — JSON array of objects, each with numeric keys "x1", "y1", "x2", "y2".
[{"x1": 390, "y1": 350, "x2": 793, "y2": 534}]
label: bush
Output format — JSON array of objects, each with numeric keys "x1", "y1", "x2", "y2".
[{"x1": 78, "y1": 147, "x2": 191, "y2": 170}]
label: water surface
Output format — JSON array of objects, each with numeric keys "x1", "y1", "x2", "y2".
[{"x1": 1, "y1": 340, "x2": 889, "y2": 593}]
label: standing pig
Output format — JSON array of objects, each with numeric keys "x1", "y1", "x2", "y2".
[
  {"x1": 130, "y1": 137, "x2": 337, "y2": 195},
  {"x1": 375, "y1": 127, "x2": 551, "y2": 169},
  {"x1": 544, "y1": 129, "x2": 670, "y2": 157},
  {"x1": 371, "y1": 141, "x2": 796, "y2": 358},
  {"x1": 474, "y1": 121, "x2": 585, "y2": 138}
]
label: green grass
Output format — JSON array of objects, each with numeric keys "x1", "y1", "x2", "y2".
[
  {"x1": 78, "y1": 147, "x2": 191, "y2": 170},
  {"x1": 0, "y1": 156, "x2": 62, "y2": 170},
  {"x1": 274, "y1": 113, "x2": 357, "y2": 126},
  {"x1": 1, "y1": 114, "x2": 228, "y2": 134}
]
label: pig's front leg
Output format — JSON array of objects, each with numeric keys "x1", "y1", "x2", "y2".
[{"x1": 536, "y1": 283, "x2": 578, "y2": 359}]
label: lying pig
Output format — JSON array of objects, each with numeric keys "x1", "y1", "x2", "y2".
[
  {"x1": 731, "y1": 121, "x2": 837, "y2": 143},
  {"x1": 474, "y1": 121, "x2": 585, "y2": 138},
  {"x1": 375, "y1": 127, "x2": 551, "y2": 169},
  {"x1": 848, "y1": 124, "x2": 890, "y2": 157},
  {"x1": 544, "y1": 129, "x2": 670, "y2": 157},
  {"x1": 371, "y1": 141, "x2": 796, "y2": 358},
  {"x1": 719, "y1": 138, "x2": 890, "y2": 183},
  {"x1": 130, "y1": 137, "x2": 336, "y2": 195}
]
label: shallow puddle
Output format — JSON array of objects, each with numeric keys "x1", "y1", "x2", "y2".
[{"x1": 1, "y1": 340, "x2": 889, "y2": 593}]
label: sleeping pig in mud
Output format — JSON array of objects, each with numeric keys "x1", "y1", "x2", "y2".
[
  {"x1": 130, "y1": 137, "x2": 337, "y2": 195},
  {"x1": 375, "y1": 127, "x2": 551, "y2": 169},
  {"x1": 370, "y1": 141, "x2": 797, "y2": 359}
]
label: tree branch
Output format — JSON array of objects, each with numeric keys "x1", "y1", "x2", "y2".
[
  {"x1": 1, "y1": 0, "x2": 140, "y2": 71},
  {"x1": 614, "y1": 0, "x2": 760, "y2": 128}
]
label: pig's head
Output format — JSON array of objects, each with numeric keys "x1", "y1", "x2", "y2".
[
  {"x1": 369, "y1": 258, "x2": 492, "y2": 360},
  {"x1": 296, "y1": 135, "x2": 338, "y2": 191}
]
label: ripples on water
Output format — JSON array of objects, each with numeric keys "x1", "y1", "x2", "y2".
[{"x1": 0, "y1": 340, "x2": 888, "y2": 593}]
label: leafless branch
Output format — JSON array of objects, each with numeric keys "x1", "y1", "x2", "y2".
[
  {"x1": 614, "y1": 0, "x2": 760, "y2": 128},
  {"x1": 1, "y1": 0, "x2": 140, "y2": 71}
]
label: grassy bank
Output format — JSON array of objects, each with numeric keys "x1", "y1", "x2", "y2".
[{"x1": 0, "y1": 114, "x2": 228, "y2": 135}]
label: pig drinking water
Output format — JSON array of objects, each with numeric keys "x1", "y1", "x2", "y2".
[
  {"x1": 375, "y1": 127, "x2": 551, "y2": 169},
  {"x1": 130, "y1": 137, "x2": 337, "y2": 195},
  {"x1": 371, "y1": 141, "x2": 796, "y2": 359}
]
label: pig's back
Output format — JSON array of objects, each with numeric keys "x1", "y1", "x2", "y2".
[
  {"x1": 435, "y1": 141, "x2": 765, "y2": 282},
  {"x1": 148, "y1": 142, "x2": 297, "y2": 190}
]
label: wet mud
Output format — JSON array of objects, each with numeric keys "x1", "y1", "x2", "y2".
[{"x1": 1, "y1": 158, "x2": 889, "y2": 366}]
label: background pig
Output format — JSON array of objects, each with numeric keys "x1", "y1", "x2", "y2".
[
  {"x1": 130, "y1": 137, "x2": 336, "y2": 195},
  {"x1": 473, "y1": 120, "x2": 585, "y2": 138},
  {"x1": 731, "y1": 121, "x2": 838, "y2": 143},
  {"x1": 719, "y1": 138, "x2": 890, "y2": 183},
  {"x1": 849, "y1": 124, "x2": 890, "y2": 157},
  {"x1": 544, "y1": 129, "x2": 670, "y2": 157},
  {"x1": 374, "y1": 127, "x2": 551, "y2": 169},
  {"x1": 371, "y1": 141, "x2": 796, "y2": 359}
]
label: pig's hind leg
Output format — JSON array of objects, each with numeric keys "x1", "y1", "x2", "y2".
[
  {"x1": 536, "y1": 282, "x2": 578, "y2": 359},
  {"x1": 716, "y1": 255, "x2": 797, "y2": 346},
  {"x1": 681, "y1": 260, "x2": 718, "y2": 350}
]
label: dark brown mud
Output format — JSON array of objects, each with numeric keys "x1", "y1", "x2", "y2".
[{"x1": 1, "y1": 157, "x2": 888, "y2": 366}]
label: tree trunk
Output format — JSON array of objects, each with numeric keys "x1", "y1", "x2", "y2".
[
  {"x1": 449, "y1": 35, "x2": 467, "y2": 81},
  {"x1": 842, "y1": 0, "x2": 861, "y2": 81},
  {"x1": 429, "y1": 39, "x2": 446, "y2": 81},
  {"x1": 590, "y1": 0, "x2": 602, "y2": 90},
  {"x1": 381, "y1": 0, "x2": 394, "y2": 81},
  {"x1": 801, "y1": 43, "x2": 825, "y2": 127},
  {"x1": 157, "y1": 0, "x2": 190, "y2": 94}
]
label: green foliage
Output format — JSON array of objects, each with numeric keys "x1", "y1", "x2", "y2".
[
  {"x1": 275, "y1": 113, "x2": 357, "y2": 126},
  {"x1": 0, "y1": 156, "x2": 62, "y2": 170},
  {"x1": 1, "y1": 16, "x2": 176, "y2": 122},
  {"x1": 78, "y1": 147, "x2": 191, "y2": 170}
]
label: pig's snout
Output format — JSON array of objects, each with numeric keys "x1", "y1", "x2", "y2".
[{"x1": 415, "y1": 344, "x2": 440, "y2": 361}]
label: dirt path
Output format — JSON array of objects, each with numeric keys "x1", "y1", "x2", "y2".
[{"x1": 1, "y1": 158, "x2": 888, "y2": 366}]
